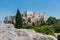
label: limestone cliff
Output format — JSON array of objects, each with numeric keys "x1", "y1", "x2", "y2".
[{"x1": 0, "y1": 23, "x2": 57, "y2": 40}]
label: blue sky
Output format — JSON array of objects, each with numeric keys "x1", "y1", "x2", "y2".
[{"x1": 0, "y1": 0, "x2": 60, "y2": 22}]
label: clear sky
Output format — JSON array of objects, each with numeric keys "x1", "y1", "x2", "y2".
[{"x1": 0, "y1": 0, "x2": 60, "y2": 22}]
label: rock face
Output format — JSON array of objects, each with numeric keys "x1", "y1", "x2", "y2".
[{"x1": 0, "y1": 23, "x2": 57, "y2": 40}]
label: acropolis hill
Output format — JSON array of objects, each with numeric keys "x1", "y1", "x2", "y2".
[
  {"x1": 0, "y1": 23, "x2": 57, "y2": 40},
  {"x1": 4, "y1": 10, "x2": 48, "y2": 24}
]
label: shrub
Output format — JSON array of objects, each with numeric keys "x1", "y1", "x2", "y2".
[
  {"x1": 40, "y1": 25, "x2": 55, "y2": 36},
  {"x1": 32, "y1": 27, "x2": 41, "y2": 33},
  {"x1": 23, "y1": 24, "x2": 33, "y2": 29}
]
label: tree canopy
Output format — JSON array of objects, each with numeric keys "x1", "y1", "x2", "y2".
[
  {"x1": 15, "y1": 9, "x2": 23, "y2": 29},
  {"x1": 53, "y1": 21, "x2": 60, "y2": 33},
  {"x1": 47, "y1": 17, "x2": 57, "y2": 25}
]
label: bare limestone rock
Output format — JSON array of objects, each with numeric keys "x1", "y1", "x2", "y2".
[{"x1": 0, "y1": 23, "x2": 57, "y2": 40}]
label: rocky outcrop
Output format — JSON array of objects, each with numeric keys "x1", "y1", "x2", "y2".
[{"x1": 0, "y1": 23, "x2": 57, "y2": 40}]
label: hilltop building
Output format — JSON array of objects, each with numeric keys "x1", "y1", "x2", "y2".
[{"x1": 4, "y1": 10, "x2": 48, "y2": 24}]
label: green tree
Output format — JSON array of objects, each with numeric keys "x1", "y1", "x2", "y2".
[
  {"x1": 40, "y1": 25, "x2": 55, "y2": 36},
  {"x1": 47, "y1": 17, "x2": 57, "y2": 25},
  {"x1": 15, "y1": 9, "x2": 23, "y2": 29},
  {"x1": 53, "y1": 21, "x2": 60, "y2": 33},
  {"x1": 56, "y1": 19, "x2": 60, "y2": 23}
]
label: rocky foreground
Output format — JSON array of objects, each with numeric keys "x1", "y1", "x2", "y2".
[{"x1": 0, "y1": 23, "x2": 57, "y2": 40}]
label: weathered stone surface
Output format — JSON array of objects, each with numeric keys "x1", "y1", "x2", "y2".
[
  {"x1": 0, "y1": 23, "x2": 57, "y2": 40},
  {"x1": 0, "y1": 23, "x2": 15, "y2": 31}
]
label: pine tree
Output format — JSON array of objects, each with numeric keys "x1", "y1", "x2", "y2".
[{"x1": 15, "y1": 9, "x2": 23, "y2": 29}]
